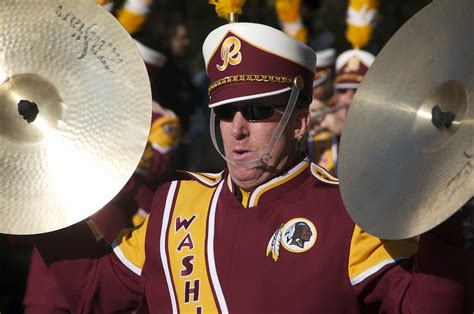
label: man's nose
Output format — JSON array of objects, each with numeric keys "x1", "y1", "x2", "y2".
[{"x1": 230, "y1": 111, "x2": 249, "y2": 139}]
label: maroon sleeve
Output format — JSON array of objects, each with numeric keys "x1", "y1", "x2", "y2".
[
  {"x1": 353, "y1": 234, "x2": 473, "y2": 313},
  {"x1": 23, "y1": 248, "x2": 70, "y2": 314},
  {"x1": 24, "y1": 196, "x2": 137, "y2": 313},
  {"x1": 410, "y1": 233, "x2": 473, "y2": 312},
  {"x1": 34, "y1": 218, "x2": 143, "y2": 313}
]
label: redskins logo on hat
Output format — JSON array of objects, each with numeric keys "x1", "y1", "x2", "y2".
[
  {"x1": 266, "y1": 218, "x2": 317, "y2": 262},
  {"x1": 216, "y1": 36, "x2": 242, "y2": 71}
]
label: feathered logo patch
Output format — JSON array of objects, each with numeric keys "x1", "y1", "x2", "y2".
[{"x1": 266, "y1": 218, "x2": 317, "y2": 262}]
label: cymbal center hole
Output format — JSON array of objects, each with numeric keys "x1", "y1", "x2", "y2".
[
  {"x1": 431, "y1": 105, "x2": 454, "y2": 129},
  {"x1": 17, "y1": 100, "x2": 39, "y2": 123}
]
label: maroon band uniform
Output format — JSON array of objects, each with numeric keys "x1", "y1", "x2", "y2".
[
  {"x1": 34, "y1": 18, "x2": 472, "y2": 314},
  {"x1": 36, "y1": 159, "x2": 471, "y2": 313}
]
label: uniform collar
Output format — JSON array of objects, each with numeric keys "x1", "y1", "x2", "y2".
[{"x1": 226, "y1": 158, "x2": 311, "y2": 208}]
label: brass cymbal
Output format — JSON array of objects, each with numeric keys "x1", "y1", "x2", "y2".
[
  {"x1": 0, "y1": 0, "x2": 151, "y2": 234},
  {"x1": 338, "y1": 0, "x2": 474, "y2": 240}
]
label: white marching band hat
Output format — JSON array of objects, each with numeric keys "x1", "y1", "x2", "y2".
[
  {"x1": 334, "y1": 49, "x2": 375, "y2": 90},
  {"x1": 202, "y1": 22, "x2": 316, "y2": 107}
]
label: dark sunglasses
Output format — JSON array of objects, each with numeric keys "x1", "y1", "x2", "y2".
[{"x1": 214, "y1": 105, "x2": 286, "y2": 122}]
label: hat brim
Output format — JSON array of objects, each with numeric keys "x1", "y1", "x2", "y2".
[
  {"x1": 335, "y1": 82, "x2": 360, "y2": 90},
  {"x1": 209, "y1": 82, "x2": 292, "y2": 107}
]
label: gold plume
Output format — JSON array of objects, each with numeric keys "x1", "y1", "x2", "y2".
[
  {"x1": 345, "y1": 0, "x2": 379, "y2": 49},
  {"x1": 209, "y1": 0, "x2": 246, "y2": 22},
  {"x1": 274, "y1": 0, "x2": 308, "y2": 43}
]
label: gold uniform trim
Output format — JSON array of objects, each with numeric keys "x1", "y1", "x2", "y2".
[
  {"x1": 185, "y1": 171, "x2": 224, "y2": 187},
  {"x1": 208, "y1": 74, "x2": 293, "y2": 95},
  {"x1": 114, "y1": 215, "x2": 150, "y2": 273},
  {"x1": 348, "y1": 225, "x2": 418, "y2": 285},
  {"x1": 310, "y1": 163, "x2": 338, "y2": 185},
  {"x1": 250, "y1": 161, "x2": 310, "y2": 207},
  {"x1": 168, "y1": 181, "x2": 220, "y2": 312}
]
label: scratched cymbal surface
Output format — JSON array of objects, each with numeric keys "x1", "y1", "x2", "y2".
[{"x1": 0, "y1": 0, "x2": 151, "y2": 234}]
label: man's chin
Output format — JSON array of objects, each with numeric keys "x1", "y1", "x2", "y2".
[
  {"x1": 227, "y1": 161, "x2": 259, "y2": 173},
  {"x1": 228, "y1": 165, "x2": 261, "y2": 184},
  {"x1": 228, "y1": 163, "x2": 283, "y2": 191}
]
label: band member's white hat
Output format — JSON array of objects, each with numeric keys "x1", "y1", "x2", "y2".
[{"x1": 202, "y1": 22, "x2": 316, "y2": 107}]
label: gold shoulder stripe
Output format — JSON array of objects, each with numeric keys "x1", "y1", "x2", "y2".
[
  {"x1": 310, "y1": 162, "x2": 339, "y2": 185},
  {"x1": 112, "y1": 215, "x2": 149, "y2": 276},
  {"x1": 348, "y1": 225, "x2": 418, "y2": 286}
]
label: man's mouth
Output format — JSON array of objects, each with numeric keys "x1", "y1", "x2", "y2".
[{"x1": 231, "y1": 149, "x2": 253, "y2": 161}]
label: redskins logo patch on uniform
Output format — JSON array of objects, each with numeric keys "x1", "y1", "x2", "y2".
[{"x1": 266, "y1": 218, "x2": 317, "y2": 262}]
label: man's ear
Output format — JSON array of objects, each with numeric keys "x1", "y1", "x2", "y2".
[{"x1": 293, "y1": 107, "x2": 310, "y2": 139}]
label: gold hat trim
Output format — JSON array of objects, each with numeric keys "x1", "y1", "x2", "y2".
[{"x1": 208, "y1": 74, "x2": 293, "y2": 95}]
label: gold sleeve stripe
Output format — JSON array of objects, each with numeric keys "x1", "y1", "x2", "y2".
[
  {"x1": 350, "y1": 256, "x2": 407, "y2": 285},
  {"x1": 131, "y1": 208, "x2": 147, "y2": 227},
  {"x1": 112, "y1": 215, "x2": 149, "y2": 276},
  {"x1": 310, "y1": 163, "x2": 339, "y2": 185},
  {"x1": 348, "y1": 225, "x2": 418, "y2": 286}
]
